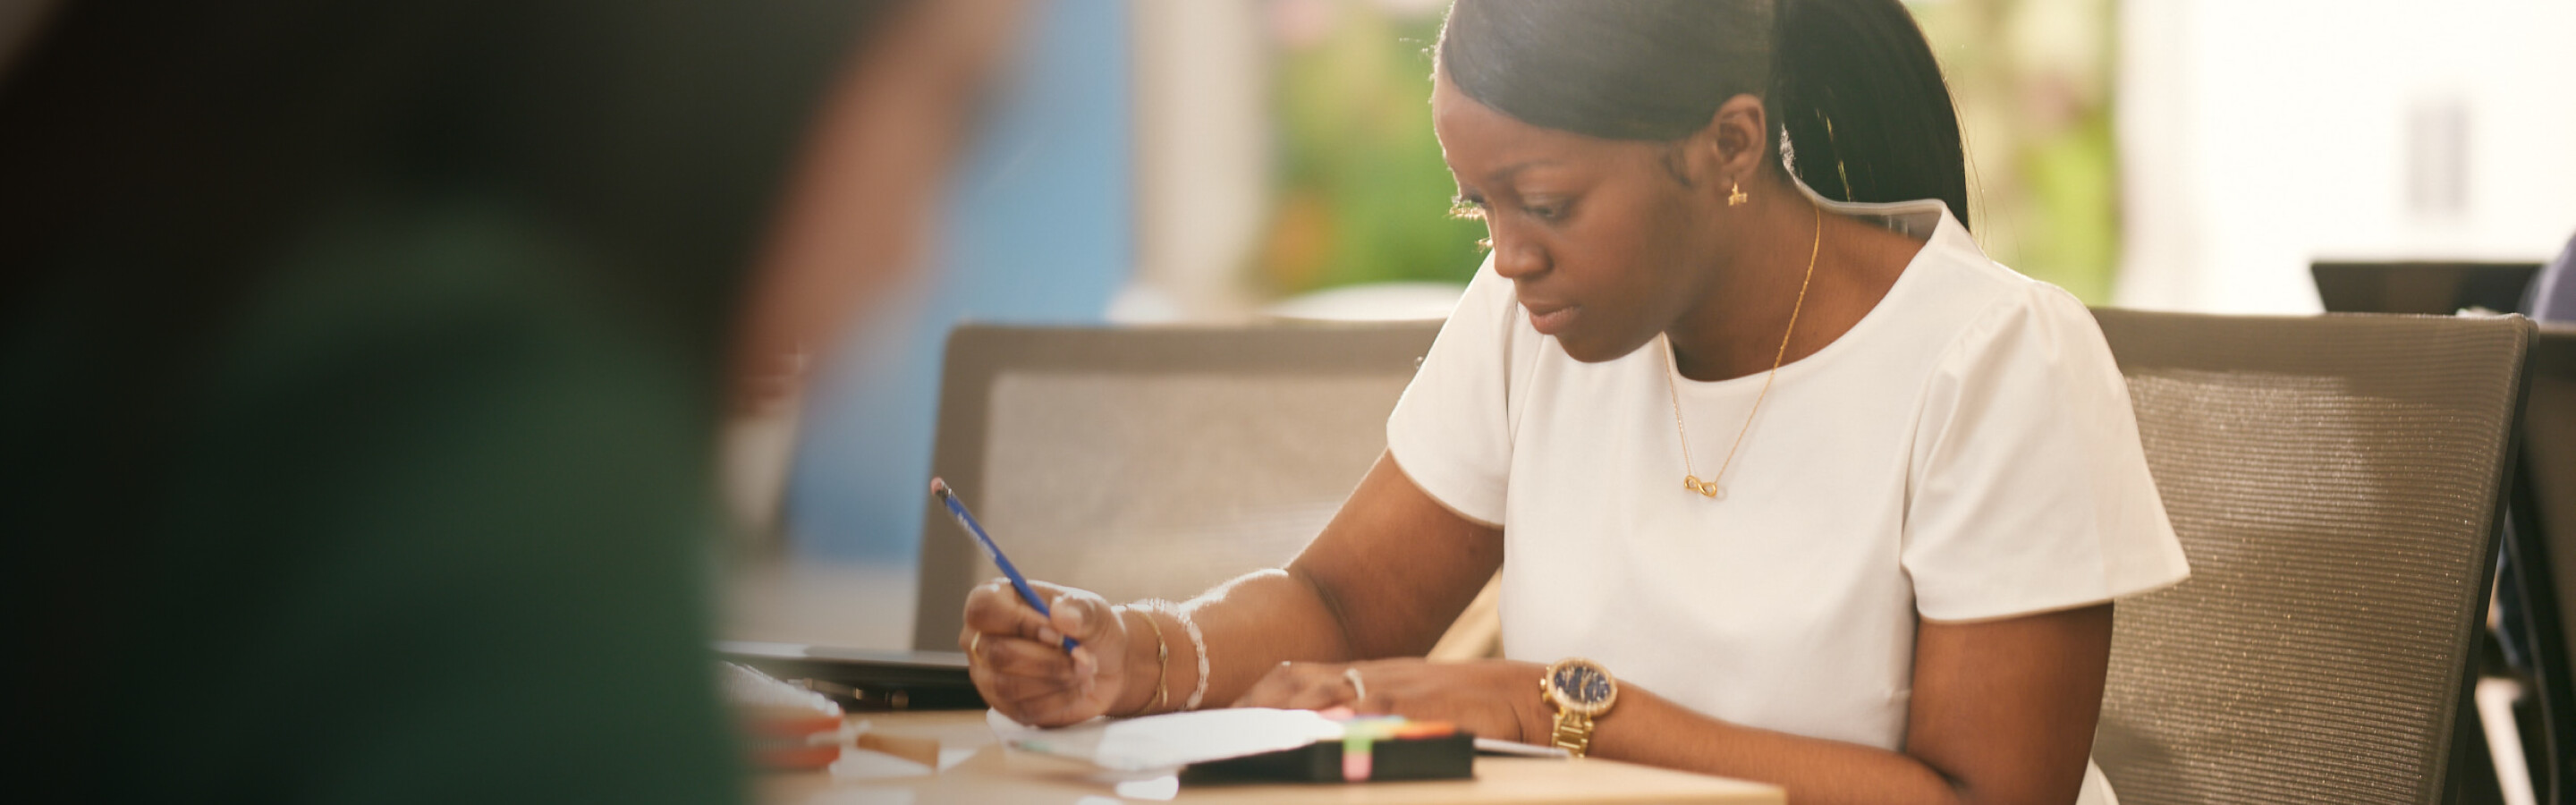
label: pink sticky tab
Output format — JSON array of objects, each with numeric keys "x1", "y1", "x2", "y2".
[{"x1": 1341, "y1": 745, "x2": 1372, "y2": 782}]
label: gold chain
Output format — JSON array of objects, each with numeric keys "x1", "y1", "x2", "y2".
[{"x1": 1666, "y1": 202, "x2": 1821, "y2": 500}]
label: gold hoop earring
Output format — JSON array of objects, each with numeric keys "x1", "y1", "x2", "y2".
[{"x1": 1727, "y1": 181, "x2": 1750, "y2": 207}]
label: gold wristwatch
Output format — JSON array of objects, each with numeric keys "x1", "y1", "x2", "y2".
[{"x1": 1539, "y1": 657, "x2": 1618, "y2": 758}]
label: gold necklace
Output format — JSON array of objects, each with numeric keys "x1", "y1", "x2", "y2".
[{"x1": 1665, "y1": 203, "x2": 1821, "y2": 500}]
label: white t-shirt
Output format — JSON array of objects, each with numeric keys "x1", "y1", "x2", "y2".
[{"x1": 1385, "y1": 194, "x2": 2188, "y2": 801}]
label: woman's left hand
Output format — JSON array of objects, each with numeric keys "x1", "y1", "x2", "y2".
[{"x1": 1231, "y1": 658, "x2": 1552, "y2": 745}]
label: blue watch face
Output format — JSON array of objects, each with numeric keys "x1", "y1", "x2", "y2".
[{"x1": 1554, "y1": 664, "x2": 1612, "y2": 706}]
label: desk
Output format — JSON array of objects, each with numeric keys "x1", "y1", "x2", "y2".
[{"x1": 761, "y1": 710, "x2": 1783, "y2": 805}]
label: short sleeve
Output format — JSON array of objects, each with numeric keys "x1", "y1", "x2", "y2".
[
  {"x1": 1385, "y1": 257, "x2": 1525, "y2": 526},
  {"x1": 1902, "y1": 284, "x2": 2190, "y2": 622}
]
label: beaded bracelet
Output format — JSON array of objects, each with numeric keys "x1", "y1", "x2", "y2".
[{"x1": 1174, "y1": 606, "x2": 1211, "y2": 711}]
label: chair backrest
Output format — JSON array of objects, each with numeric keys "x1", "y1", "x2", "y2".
[
  {"x1": 911, "y1": 322, "x2": 1440, "y2": 650},
  {"x1": 2089, "y1": 309, "x2": 2534, "y2": 805}
]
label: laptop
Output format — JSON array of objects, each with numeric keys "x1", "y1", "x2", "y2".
[
  {"x1": 2311, "y1": 260, "x2": 2539, "y2": 315},
  {"x1": 716, "y1": 640, "x2": 978, "y2": 712}
]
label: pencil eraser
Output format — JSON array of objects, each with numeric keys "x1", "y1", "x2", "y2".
[{"x1": 929, "y1": 478, "x2": 949, "y2": 496}]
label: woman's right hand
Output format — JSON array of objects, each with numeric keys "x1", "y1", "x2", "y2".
[{"x1": 958, "y1": 579, "x2": 1138, "y2": 726}]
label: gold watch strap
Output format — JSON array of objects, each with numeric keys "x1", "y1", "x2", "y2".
[{"x1": 1550, "y1": 708, "x2": 1597, "y2": 758}]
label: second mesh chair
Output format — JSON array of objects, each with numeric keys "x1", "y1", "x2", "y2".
[
  {"x1": 910, "y1": 322, "x2": 1442, "y2": 651},
  {"x1": 2089, "y1": 309, "x2": 2535, "y2": 804},
  {"x1": 2504, "y1": 327, "x2": 2576, "y2": 800}
]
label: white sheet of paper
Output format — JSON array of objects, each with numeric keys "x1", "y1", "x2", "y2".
[
  {"x1": 987, "y1": 708, "x2": 1348, "y2": 773},
  {"x1": 1472, "y1": 738, "x2": 1571, "y2": 758},
  {"x1": 826, "y1": 747, "x2": 932, "y2": 780}
]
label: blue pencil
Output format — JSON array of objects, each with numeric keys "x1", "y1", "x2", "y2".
[{"x1": 931, "y1": 478, "x2": 1078, "y2": 651}]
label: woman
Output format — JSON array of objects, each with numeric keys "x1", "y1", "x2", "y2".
[{"x1": 960, "y1": 2, "x2": 2187, "y2": 803}]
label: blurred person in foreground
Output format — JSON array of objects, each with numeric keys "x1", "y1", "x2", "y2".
[
  {"x1": 961, "y1": 2, "x2": 2186, "y2": 804},
  {"x1": 0, "y1": 0, "x2": 1020, "y2": 800}
]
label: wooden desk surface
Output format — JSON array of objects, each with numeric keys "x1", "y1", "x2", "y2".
[{"x1": 762, "y1": 710, "x2": 1783, "y2": 805}]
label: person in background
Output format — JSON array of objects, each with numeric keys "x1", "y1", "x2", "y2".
[
  {"x1": 0, "y1": 0, "x2": 1019, "y2": 801},
  {"x1": 959, "y1": 3, "x2": 2186, "y2": 804},
  {"x1": 2529, "y1": 231, "x2": 2575, "y2": 324}
]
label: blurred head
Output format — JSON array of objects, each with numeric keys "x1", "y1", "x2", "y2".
[
  {"x1": 1431, "y1": 0, "x2": 1966, "y2": 361},
  {"x1": 0, "y1": 0, "x2": 1027, "y2": 416}
]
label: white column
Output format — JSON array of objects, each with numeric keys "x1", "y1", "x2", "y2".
[{"x1": 1123, "y1": 0, "x2": 1271, "y2": 322}]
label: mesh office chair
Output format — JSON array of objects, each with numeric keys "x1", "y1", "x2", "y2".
[
  {"x1": 2089, "y1": 309, "x2": 2535, "y2": 804},
  {"x1": 911, "y1": 322, "x2": 1443, "y2": 651},
  {"x1": 2507, "y1": 328, "x2": 2576, "y2": 797}
]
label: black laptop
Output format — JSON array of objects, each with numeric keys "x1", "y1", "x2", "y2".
[
  {"x1": 718, "y1": 640, "x2": 979, "y2": 711},
  {"x1": 2311, "y1": 260, "x2": 2539, "y2": 315}
]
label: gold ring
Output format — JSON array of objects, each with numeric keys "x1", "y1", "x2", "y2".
[
  {"x1": 1344, "y1": 667, "x2": 1367, "y2": 702},
  {"x1": 970, "y1": 632, "x2": 984, "y2": 664}
]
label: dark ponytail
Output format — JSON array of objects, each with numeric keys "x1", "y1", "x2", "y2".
[
  {"x1": 1437, "y1": 0, "x2": 1970, "y2": 230},
  {"x1": 1770, "y1": 0, "x2": 1969, "y2": 228}
]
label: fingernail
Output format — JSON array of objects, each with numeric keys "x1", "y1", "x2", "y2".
[
  {"x1": 1038, "y1": 627, "x2": 1062, "y2": 645},
  {"x1": 1062, "y1": 606, "x2": 1084, "y2": 630}
]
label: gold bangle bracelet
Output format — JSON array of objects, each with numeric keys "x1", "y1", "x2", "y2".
[{"x1": 1118, "y1": 605, "x2": 1171, "y2": 716}]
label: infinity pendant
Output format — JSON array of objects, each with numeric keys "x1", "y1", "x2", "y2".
[{"x1": 1682, "y1": 475, "x2": 1724, "y2": 500}]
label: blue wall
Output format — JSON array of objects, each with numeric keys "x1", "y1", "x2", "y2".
[{"x1": 784, "y1": 0, "x2": 1130, "y2": 564}]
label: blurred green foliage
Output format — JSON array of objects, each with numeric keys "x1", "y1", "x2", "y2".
[
  {"x1": 1911, "y1": 0, "x2": 2121, "y2": 302},
  {"x1": 1258, "y1": 1, "x2": 1484, "y2": 295},
  {"x1": 1256, "y1": 0, "x2": 2122, "y2": 304}
]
